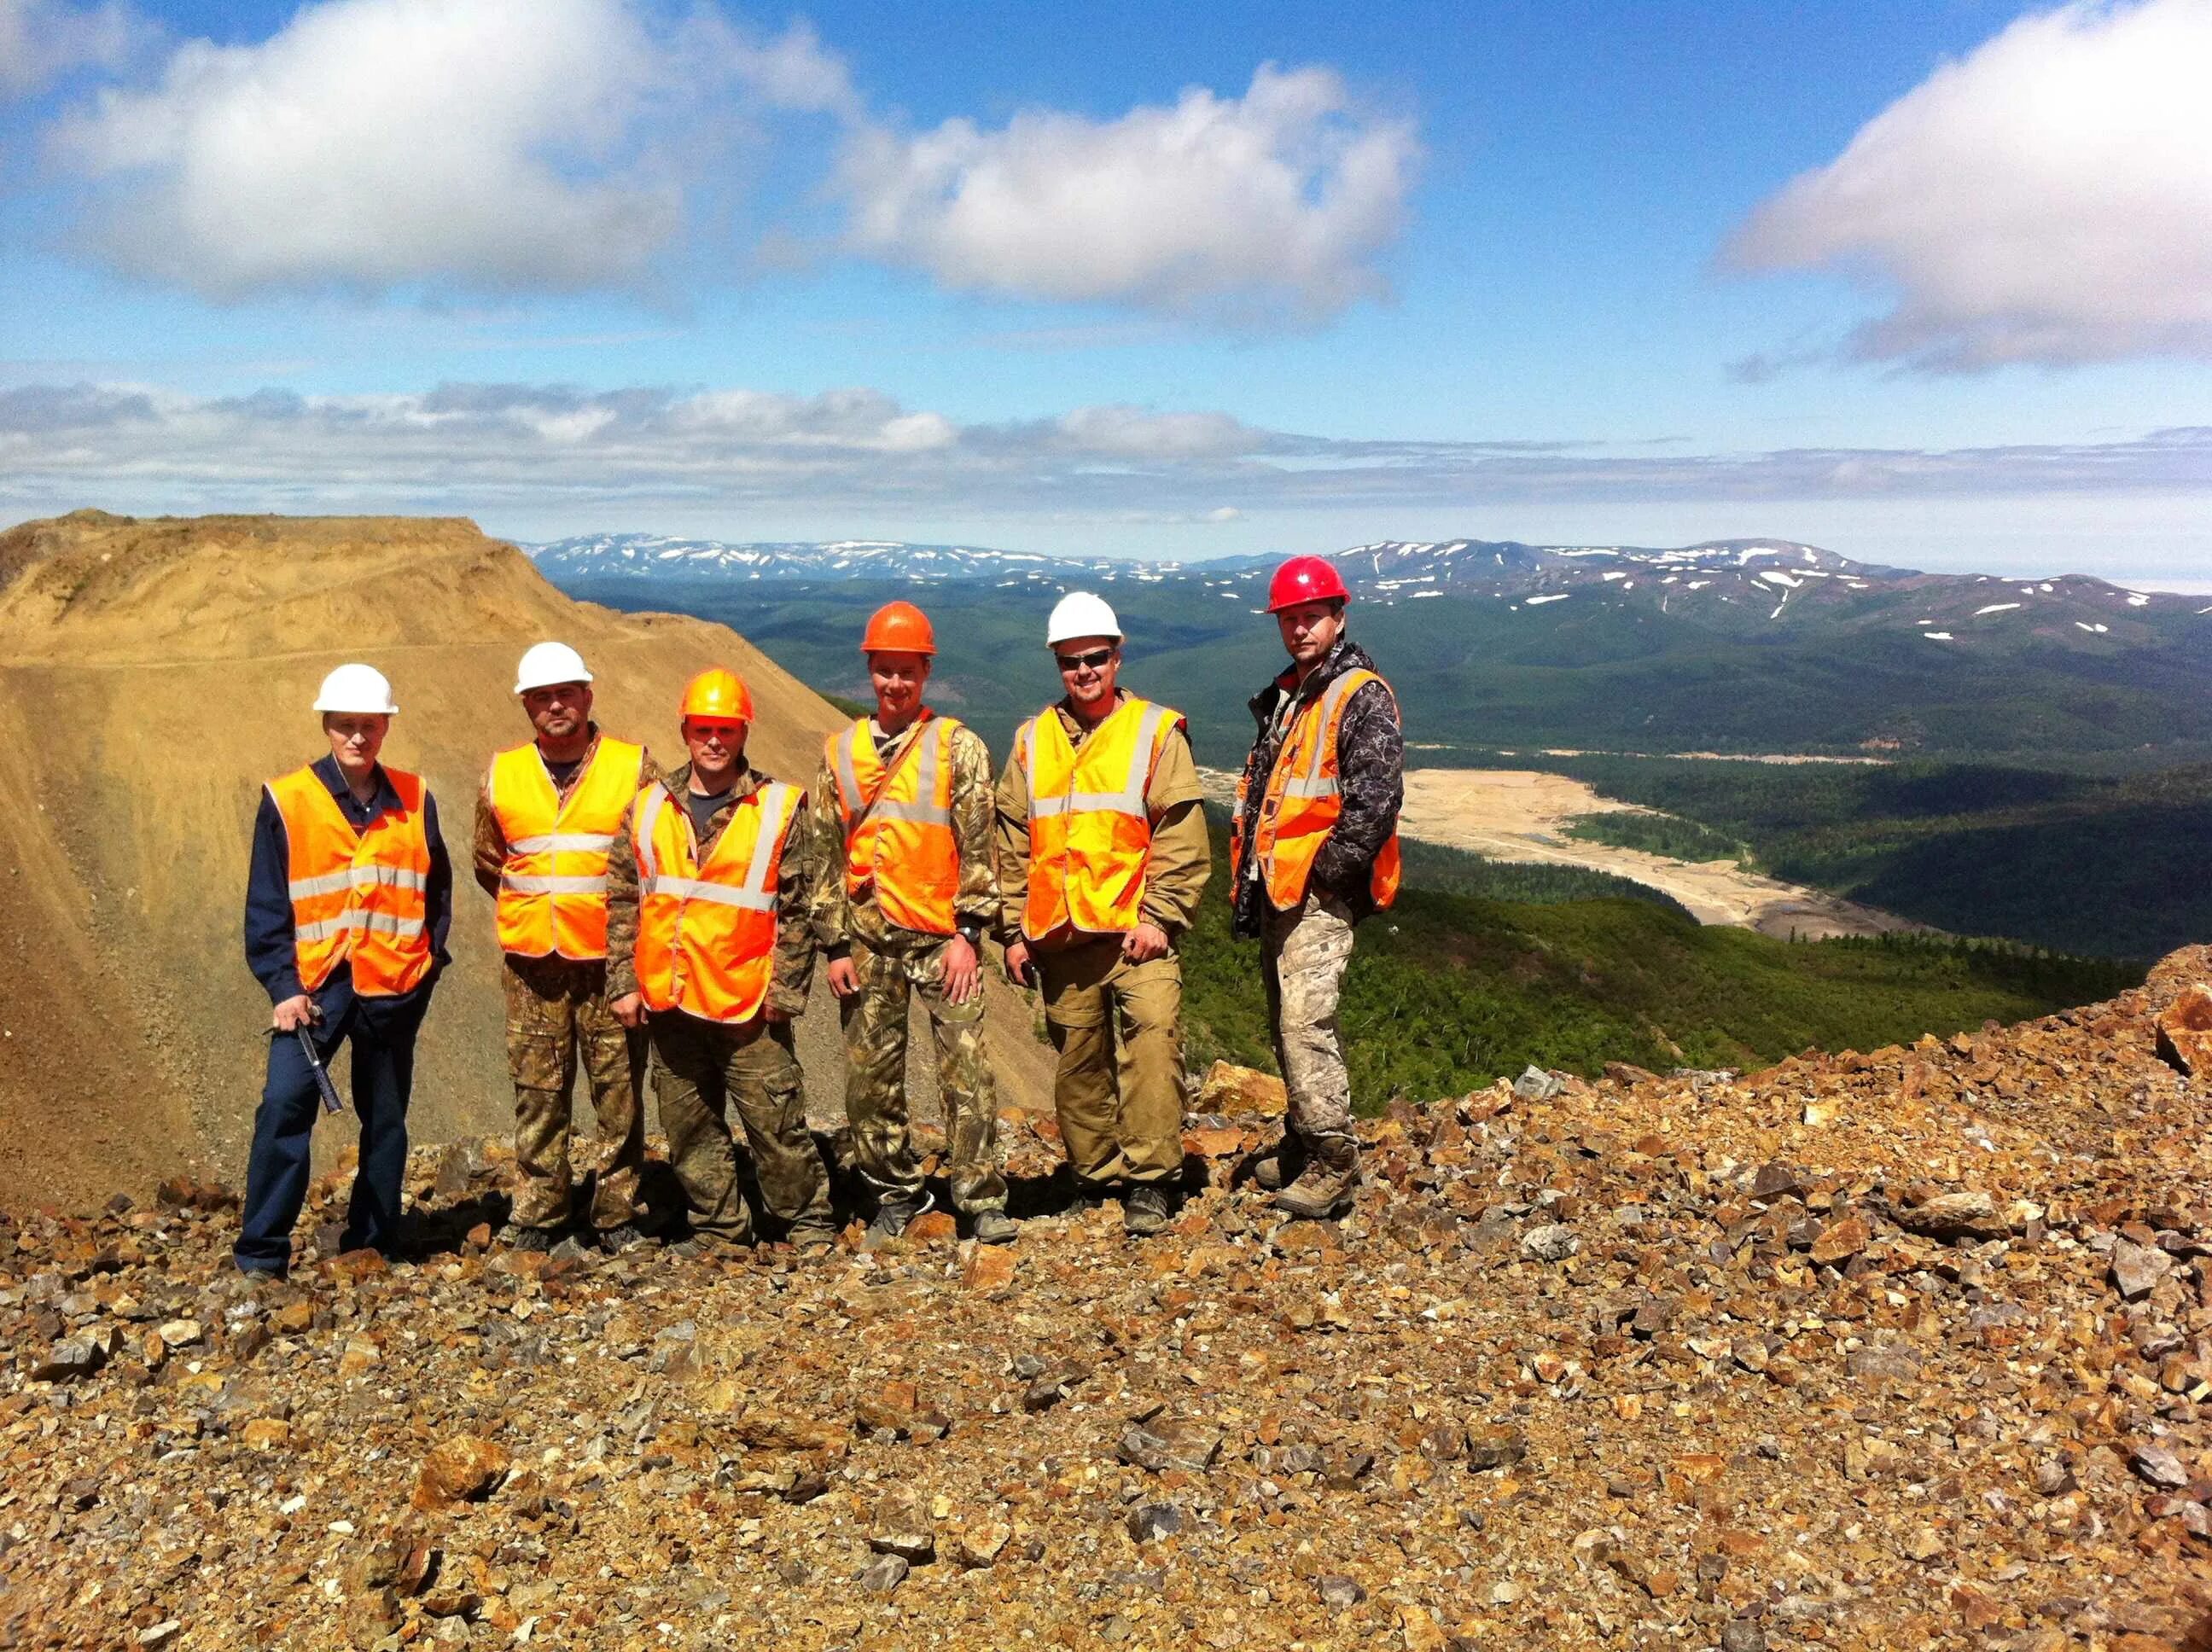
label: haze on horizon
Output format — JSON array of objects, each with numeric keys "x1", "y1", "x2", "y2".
[{"x1": 2, "y1": 0, "x2": 2209, "y2": 585}]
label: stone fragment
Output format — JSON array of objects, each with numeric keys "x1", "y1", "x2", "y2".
[
  {"x1": 963, "y1": 1245, "x2": 1017, "y2": 1294},
  {"x1": 952, "y1": 1521, "x2": 1010, "y2": 1569},
  {"x1": 1720, "y1": 1622, "x2": 1767, "y2": 1652},
  {"x1": 1845, "y1": 1341, "x2": 1921, "y2": 1382},
  {"x1": 1117, "y1": 1418, "x2": 1223, "y2": 1475},
  {"x1": 1126, "y1": 1502, "x2": 1184, "y2": 1543},
  {"x1": 905, "y1": 1209, "x2": 958, "y2": 1243},
  {"x1": 155, "y1": 1318, "x2": 203, "y2": 1347},
  {"x1": 1023, "y1": 1362, "x2": 1089, "y2": 1413},
  {"x1": 858, "y1": 1553, "x2": 908, "y2": 1595},
  {"x1": 2155, "y1": 984, "x2": 2212, "y2": 1077},
  {"x1": 242, "y1": 1418, "x2": 292, "y2": 1452},
  {"x1": 1464, "y1": 1427, "x2": 1528, "y2": 1472},
  {"x1": 1513, "y1": 1066, "x2": 1565, "y2": 1102},
  {"x1": 1318, "y1": 1574, "x2": 1366, "y2": 1611},
  {"x1": 32, "y1": 1337, "x2": 105, "y2": 1383},
  {"x1": 2112, "y1": 1240, "x2": 2174, "y2": 1300},
  {"x1": 1903, "y1": 1527, "x2": 1946, "y2": 1562},
  {"x1": 1895, "y1": 1189, "x2": 2008, "y2": 1242},
  {"x1": 2132, "y1": 1442, "x2": 2190, "y2": 1489},
  {"x1": 1520, "y1": 1224, "x2": 1579, "y2": 1262},
  {"x1": 411, "y1": 1436, "x2": 511, "y2": 1511},
  {"x1": 1809, "y1": 1215, "x2": 1870, "y2": 1266},
  {"x1": 1750, "y1": 1161, "x2": 1802, "y2": 1200},
  {"x1": 1197, "y1": 1061, "x2": 1286, "y2": 1115},
  {"x1": 869, "y1": 1492, "x2": 935, "y2": 1563}
]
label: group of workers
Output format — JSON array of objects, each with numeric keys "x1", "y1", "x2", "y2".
[{"x1": 233, "y1": 556, "x2": 1404, "y2": 1277}]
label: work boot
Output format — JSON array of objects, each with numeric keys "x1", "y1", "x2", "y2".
[
  {"x1": 969, "y1": 1209, "x2": 1018, "y2": 1246},
  {"x1": 501, "y1": 1224, "x2": 557, "y2": 1254},
  {"x1": 667, "y1": 1232, "x2": 742, "y2": 1260},
  {"x1": 787, "y1": 1220, "x2": 840, "y2": 1256},
  {"x1": 597, "y1": 1223, "x2": 654, "y2": 1255},
  {"x1": 867, "y1": 1189, "x2": 934, "y2": 1242},
  {"x1": 1122, "y1": 1184, "x2": 1173, "y2": 1238},
  {"x1": 1272, "y1": 1138, "x2": 1358, "y2": 1221},
  {"x1": 1247, "y1": 1136, "x2": 1306, "y2": 1193}
]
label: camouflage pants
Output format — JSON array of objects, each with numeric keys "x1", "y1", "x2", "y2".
[
  {"x1": 1261, "y1": 892, "x2": 1358, "y2": 1152},
  {"x1": 649, "y1": 1010, "x2": 832, "y2": 1242},
  {"x1": 504, "y1": 955, "x2": 647, "y2": 1230},
  {"x1": 839, "y1": 931, "x2": 1007, "y2": 1213},
  {"x1": 1037, "y1": 939, "x2": 1186, "y2": 1186}
]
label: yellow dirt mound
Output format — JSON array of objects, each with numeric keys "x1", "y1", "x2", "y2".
[{"x1": 0, "y1": 511, "x2": 1052, "y2": 1209}]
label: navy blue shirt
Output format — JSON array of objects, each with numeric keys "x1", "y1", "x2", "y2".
[{"x1": 244, "y1": 755, "x2": 454, "y2": 1005}]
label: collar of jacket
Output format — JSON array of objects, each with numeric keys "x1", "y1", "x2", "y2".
[
  {"x1": 1248, "y1": 634, "x2": 1376, "y2": 727},
  {"x1": 661, "y1": 759, "x2": 766, "y2": 807},
  {"x1": 311, "y1": 753, "x2": 404, "y2": 814}
]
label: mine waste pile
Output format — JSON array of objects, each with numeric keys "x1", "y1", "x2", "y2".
[{"x1": 8, "y1": 951, "x2": 2212, "y2": 1651}]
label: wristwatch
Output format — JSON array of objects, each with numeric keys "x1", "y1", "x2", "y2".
[{"x1": 957, "y1": 922, "x2": 984, "y2": 948}]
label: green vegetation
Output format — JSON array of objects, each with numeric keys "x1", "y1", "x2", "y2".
[
  {"x1": 1179, "y1": 826, "x2": 2141, "y2": 1110},
  {"x1": 1392, "y1": 832, "x2": 1692, "y2": 916},
  {"x1": 1497, "y1": 753, "x2": 2212, "y2": 959},
  {"x1": 1563, "y1": 810, "x2": 1749, "y2": 865}
]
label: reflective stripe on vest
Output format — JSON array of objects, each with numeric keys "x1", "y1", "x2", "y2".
[
  {"x1": 266, "y1": 764, "x2": 434, "y2": 998},
  {"x1": 827, "y1": 714, "x2": 962, "y2": 936},
  {"x1": 486, "y1": 736, "x2": 643, "y2": 960},
  {"x1": 632, "y1": 779, "x2": 800, "y2": 1024},
  {"x1": 1233, "y1": 667, "x2": 1402, "y2": 913},
  {"x1": 1020, "y1": 698, "x2": 1179, "y2": 939}
]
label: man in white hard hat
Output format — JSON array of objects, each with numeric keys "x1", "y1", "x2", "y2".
[
  {"x1": 237, "y1": 664, "x2": 454, "y2": 1277},
  {"x1": 474, "y1": 642, "x2": 658, "y2": 1256},
  {"x1": 995, "y1": 592, "x2": 1211, "y2": 1237}
]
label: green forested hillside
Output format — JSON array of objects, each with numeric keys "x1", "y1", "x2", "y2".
[{"x1": 1179, "y1": 828, "x2": 2141, "y2": 1110}]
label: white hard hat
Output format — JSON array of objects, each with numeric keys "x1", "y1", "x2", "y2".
[
  {"x1": 515, "y1": 641, "x2": 592, "y2": 695},
  {"x1": 313, "y1": 663, "x2": 398, "y2": 716},
  {"x1": 1046, "y1": 591, "x2": 1121, "y2": 648}
]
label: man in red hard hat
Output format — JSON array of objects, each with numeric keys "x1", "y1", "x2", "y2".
[
  {"x1": 1229, "y1": 556, "x2": 1404, "y2": 1220},
  {"x1": 809, "y1": 602, "x2": 1015, "y2": 1246}
]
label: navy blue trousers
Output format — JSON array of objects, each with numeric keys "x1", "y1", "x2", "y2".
[{"x1": 235, "y1": 971, "x2": 431, "y2": 1273}]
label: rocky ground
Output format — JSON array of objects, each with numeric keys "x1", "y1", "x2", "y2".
[{"x1": 7, "y1": 954, "x2": 2212, "y2": 1652}]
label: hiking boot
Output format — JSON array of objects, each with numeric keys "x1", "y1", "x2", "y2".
[
  {"x1": 1122, "y1": 1184, "x2": 1173, "y2": 1237},
  {"x1": 597, "y1": 1223, "x2": 654, "y2": 1254},
  {"x1": 1248, "y1": 1137, "x2": 1306, "y2": 1193},
  {"x1": 867, "y1": 1189, "x2": 934, "y2": 1242},
  {"x1": 1272, "y1": 1140, "x2": 1359, "y2": 1221},
  {"x1": 501, "y1": 1224, "x2": 557, "y2": 1254},
  {"x1": 787, "y1": 1221, "x2": 840, "y2": 1256},
  {"x1": 667, "y1": 1232, "x2": 743, "y2": 1260},
  {"x1": 969, "y1": 1209, "x2": 1018, "y2": 1246}
]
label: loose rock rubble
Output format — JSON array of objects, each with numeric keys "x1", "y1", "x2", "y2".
[{"x1": 5, "y1": 949, "x2": 2212, "y2": 1650}]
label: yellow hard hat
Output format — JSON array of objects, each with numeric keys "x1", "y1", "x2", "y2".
[{"x1": 680, "y1": 667, "x2": 753, "y2": 724}]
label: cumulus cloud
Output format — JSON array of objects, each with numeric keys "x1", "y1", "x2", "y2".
[
  {"x1": 44, "y1": 0, "x2": 847, "y2": 297},
  {"x1": 835, "y1": 64, "x2": 1418, "y2": 321},
  {"x1": 1726, "y1": 0, "x2": 2212, "y2": 369},
  {"x1": 3, "y1": 379, "x2": 2206, "y2": 526},
  {"x1": 0, "y1": 0, "x2": 138, "y2": 99}
]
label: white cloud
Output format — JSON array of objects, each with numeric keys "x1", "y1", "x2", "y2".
[
  {"x1": 44, "y1": 0, "x2": 847, "y2": 298},
  {"x1": 1727, "y1": 0, "x2": 2212, "y2": 369},
  {"x1": 0, "y1": 0, "x2": 137, "y2": 98},
  {"x1": 835, "y1": 64, "x2": 1418, "y2": 321},
  {"x1": 3, "y1": 381, "x2": 2207, "y2": 531}
]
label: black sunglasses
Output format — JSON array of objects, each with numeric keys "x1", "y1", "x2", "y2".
[{"x1": 1055, "y1": 647, "x2": 1115, "y2": 672}]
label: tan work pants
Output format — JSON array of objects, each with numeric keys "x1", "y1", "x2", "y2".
[{"x1": 1036, "y1": 937, "x2": 1186, "y2": 1186}]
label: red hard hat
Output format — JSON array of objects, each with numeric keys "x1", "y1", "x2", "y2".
[
  {"x1": 1266, "y1": 555, "x2": 1350, "y2": 613},
  {"x1": 860, "y1": 600, "x2": 935, "y2": 656}
]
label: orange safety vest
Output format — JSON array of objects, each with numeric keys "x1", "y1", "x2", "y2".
[
  {"x1": 1018, "y1": 696, "x2": 1181, "y2": 940},
  {"x1": 486, "y1": 736, "x2": 643, "y2": 960},
  {"x1": 632, "y1": 778, "x2": 801, "y2": 1025},
  {"x1": 826, "y1": 713, "x2": 961, "y2": 937},
  {"x1": 265, "y1": 763, "x2": 435, "y2": 998},
  {"x1": 1234, "y1": 666, "x2": 1402, "y2": 913}
]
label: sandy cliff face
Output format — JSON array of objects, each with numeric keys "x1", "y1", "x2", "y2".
[{"x1": 0, "y1": 511, "x2": 1051, "y2": 1207}]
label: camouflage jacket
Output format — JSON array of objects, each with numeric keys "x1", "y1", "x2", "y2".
[
  {"x1": 806, "y1": 712, "x2": 999, "y2": 954},
  {"x1": 470, "y1": 726, "x2": 662, "y2": 999},
  {"x1": 632, "y1": 760, "x2": 818, "y2": 1017},
  {"x1": 1230, "y1": 636, "x2": 1404, "y2": 938}
]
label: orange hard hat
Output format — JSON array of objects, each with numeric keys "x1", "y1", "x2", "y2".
[
  {"x1": 861, "y1": 599, "x2": 935, "y2": 656},
  {"x1": 680, "y1": 667, "x2": 753, "y2": 724},
  {"x1": 1266, "y1": 555, "x2": 1351, "y2": 613}
]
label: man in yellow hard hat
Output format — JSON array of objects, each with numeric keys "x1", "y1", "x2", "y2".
[
  {"x1": 996, "y1": 592, "x2": 1211, "y2": 1238},
  {"x1": 474, "y1": 641, "x2": 657, "y2": 1257},
  {"x1": 811, "y1": 601, "x2": 1014, "y2": 1245},
  {"x1": 628, "y1": 666, "x2": 835, "y2": 1254},
  {"x1": 237, "y1": 664, "x2": 453, "y2": 1276}
]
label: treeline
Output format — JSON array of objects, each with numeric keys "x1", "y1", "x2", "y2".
[
  {"x1": 1176, "y1": 823, "x2": 2142, "y2": 1111},
  {"x1": 1563, "y1": 810, "x2": 1749, "y2": 865}
]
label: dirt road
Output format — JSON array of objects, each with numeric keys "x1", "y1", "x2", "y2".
[{"x1": 1204, "y1": 765, "x2": 1918, "y2": 941}]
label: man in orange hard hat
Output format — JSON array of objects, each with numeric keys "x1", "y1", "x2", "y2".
[
  {"x1": 1230, "y1": 556, "x2": 1403, "y2": 1220},
  {"x1": 237, "y1": 665, "x2": 454, "y2": 1276},
  {"x1": 628, "y1": 666, "x2": 835, "y2": 1254},
  {"x1": 474, "y1": 641, "x2": 657, "y2": 1258},
  {"x1": 812, "y1": 602, "x2": 1016, "y2": 1244},
  {"x1": 996, "y1": 592, "x2": 1211, "y2": 1239}
]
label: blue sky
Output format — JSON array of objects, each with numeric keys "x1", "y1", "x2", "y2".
[{"x1": 3, "y1": 0, "x2": 2209, "y2": 580}]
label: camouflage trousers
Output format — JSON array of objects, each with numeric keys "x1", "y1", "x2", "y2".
[
  {"x1": 839, "y1": 930, "x2": 1006, "y2": 1213},
  {"x1": 1037, "y1": 939, "x2": 1187, "y2": 1186},
  {"x1": 1261, "y1": 892, "x2": 1358, "y2": 1152},
  {"x1": 503, "y1": 955, "x2": 647, "y2": 1230},
  {"x1": 649, "y1": 1010, "x2": 832, "y2": 1242}
]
